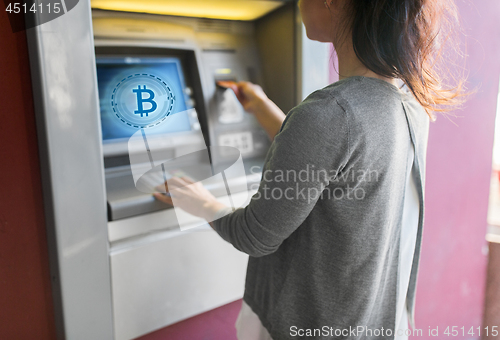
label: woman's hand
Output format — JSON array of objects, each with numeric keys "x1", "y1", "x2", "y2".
[
  {"x1": 153, "y1": 176, "x2": 227, "y2": 222},
  {"x1": 218, "y1": 81, "x2": 286, "y2": 141},
  {"x1": 226, "y1": 81, "x2": 268, "y2": 115}
]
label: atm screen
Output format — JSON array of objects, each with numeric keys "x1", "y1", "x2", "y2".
[{"x1": 96, "y1": 57, "x2": 194, "y2": 141}]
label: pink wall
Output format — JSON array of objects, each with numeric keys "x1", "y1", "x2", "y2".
[
  {"x1": 0, "y1": 10, "x2": 57, "y2": 340},
  {"x1": 136, "y1": 300, "x2": 242, "y2": 340},
  {"x1": 323, "y1": 3, "x2": 500, "y2": 335},
  {"x1": 330, "y1": 1, "x2": 500, "y2": 335},
  {"x1": 413, "y1": 0, "x2": 500, "y2": 337}
]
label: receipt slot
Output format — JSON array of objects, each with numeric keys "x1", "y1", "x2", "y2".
[{"x1": 27, "y1": 1, "x2": 330, "y2": 339}]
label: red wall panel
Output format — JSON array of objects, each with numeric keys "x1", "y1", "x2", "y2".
[{"x1": 0, "y1": 10, "x2": 56, "y2": 340}]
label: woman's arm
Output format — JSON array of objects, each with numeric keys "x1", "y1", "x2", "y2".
[
  {"x1": 153, "y1": 81, "x2": 286, "y2": 229},
  {"x1": 155, "y1": 90, "x2": 350, "y2": 257},
  {"x1": 210, "y1": 98, "x2": 349, "y2": 257}
]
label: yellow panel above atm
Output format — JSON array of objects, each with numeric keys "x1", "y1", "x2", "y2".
[{"x1": 90, "y1": 0, "x2": 288, "y2": 21}]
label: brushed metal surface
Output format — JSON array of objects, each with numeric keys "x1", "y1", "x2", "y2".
[
  {"x1": 110, "y1": 229, "x2": 249, "y2": 340},
  {"x1": 26, "y1": 0, "x2": 114, "y2": 338}
]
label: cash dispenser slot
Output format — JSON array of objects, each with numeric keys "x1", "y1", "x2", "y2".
[{"x1": 105, "y1": 155, "x2": 263, "y2": 221}]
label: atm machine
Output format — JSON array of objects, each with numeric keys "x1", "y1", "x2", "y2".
[
  {"x1": 93, "y1": 9, "x2": 276, "y2": 340},
  {"x1": 27, "y1": 1, "x2": 330, "y2": 339}
]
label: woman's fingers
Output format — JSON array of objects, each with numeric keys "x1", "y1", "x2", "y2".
[
  {"x1": 154, "y1": 182, "x2": 168, "y2": 193},
  {"x1": 151, "y1": 175, "x2": 222, "y2": 220},
  {"x1": 153, "y1": 175, "x2": 196, "y2": 198},
  {"x1": 179, "y1": 176, "x2": 195, "y2": 184},
  {"x1": 154, "y1": 181, "x2": 178, "y2": 193},
  {"x1": 237, "y1": 82, "x2": 253, "y2": 100},
  {"x1": 217, "y1": 80, "x2": 244, "y2": 103},
  {"x1": 153, "y1": 192, "x2": 173, "y2": 205},
  {"x1": 167, "y1": 176, "x2": 196, "y2": 188},
  {"x1": 226, "y1": 83, "x2": 242, "y2": 102},
  {"x1": 238, "y1": 81, "x2": 264, "y2": 99}
]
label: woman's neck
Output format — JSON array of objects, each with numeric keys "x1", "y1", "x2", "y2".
[{"x1": 335, "y1": 41, "x2": 399, "y2": 88}]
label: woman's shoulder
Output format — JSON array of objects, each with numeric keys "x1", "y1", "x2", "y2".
[
  {"x1": 296, "y1": 76, "x2": 403, "y2": 117},
  {"x1": 286, "y1": 79, "x2": 357, "y2": 123},
  {"x1": 282, "y1": 76, "x2": 428, "y2": 136},
  {"x1": 320, "y1": 76, "x2": 405, "y2": 104},
  {"x1": 282, "y1": 86, "x2": 347, "y2": 134},
  {"x1": 310, "y1": 76, "x2": 428, "y2": 122},
  {"x1": 279, "y1": 77, "x2": 380, "y2": 137}
]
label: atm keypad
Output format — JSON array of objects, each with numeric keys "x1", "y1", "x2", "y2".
[{"x1": 218, "y1": 132, "x2": 254, "y2": 155}]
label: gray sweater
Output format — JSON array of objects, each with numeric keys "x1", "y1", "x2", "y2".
[{"x1": 213, "y1": 76, "x2": 429, "y2": 340}]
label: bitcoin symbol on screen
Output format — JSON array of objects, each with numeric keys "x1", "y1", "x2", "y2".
[
  {"x1": 111, "y1": 74, "x2": 176, "y2": 129},
  {"x1": 133, "y1": 85, "x2": 158, "y2": 117}
]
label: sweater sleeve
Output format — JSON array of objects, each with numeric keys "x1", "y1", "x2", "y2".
[{"x1": 212, "y1": 91, "x2": 350, "y2": 257}]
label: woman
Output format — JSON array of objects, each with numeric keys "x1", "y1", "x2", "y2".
[{"x1": 154, "y1": 0, "x2": 466, "y2": 339}]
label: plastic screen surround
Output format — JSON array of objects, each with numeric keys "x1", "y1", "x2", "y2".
[{"x1": 96, "y1": 57, "x2": 193, "y2": 142}]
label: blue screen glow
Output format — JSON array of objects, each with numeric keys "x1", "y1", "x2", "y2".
[{"x1": 96, "y1": 57, "x2": 192, "y2": 141}]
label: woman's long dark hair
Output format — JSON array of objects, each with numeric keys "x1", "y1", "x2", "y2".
[{"x1": 343, "y1": 0, "x2": 467, "y2": 119}]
